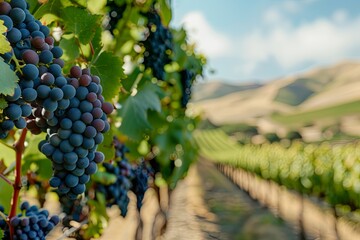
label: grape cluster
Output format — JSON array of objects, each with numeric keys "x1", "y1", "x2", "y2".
[
  {"x1": 95, "y1": 137, "x2": 134, "y2": 216},
  {"x1": 104, "y1": 0, "x2": 126, "y2": 35},
  {"x1": 0, "y1": 202, "x2": 59, "y2": 240},
  {"x1": 0, "y1": 0, "x2": 68, "y2": 138},
  {"x1": 0, "y1": 0, "x2": 51, "y2": 138},
  {"x1": 140, "y1": 10, "x2": 172, "y2": 80},
  {"x1": 180, "y1": 69, "x2": 194, "y2": 107},
  {"x1": 42, "y1": 66, "x2": 114, "y2": 200},
  {"x1": 0, "y1": 0, "x2": 113, "y2": 199},
  {"x1": 0, "y1": 83, "x2": 31, "y2": 138},
  {"x1": 131, "y1": 160, "x2": 153, "y2": 210}
]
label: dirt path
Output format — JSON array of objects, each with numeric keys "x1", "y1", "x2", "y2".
[
  {"x1": 163, "y1": 159, "x2": 298, "y2": 240},
  {"x1": 47, "y1": 159, "x2": 299, "y2": 240}
]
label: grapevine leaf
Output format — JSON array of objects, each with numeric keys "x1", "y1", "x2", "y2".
[
  {"x1": 33, "y1": 0, "x2": 64, "y2": 23},
  {"x1": 61, "y1": 6, "x2": 102, "y2": 44},
  {"x1": 96, "y1": 127, "x2": 115, "y2": 162},
  {"x1": 87, "y1": 0, "x2": 107, "y2": 14},
  {"x1": 0, "y1": 229, "x2": 4, "y2": 240},
  {"x1": 157, "y1": 0, "x2": 172, "y2": 27},
  {"x1": 0, "y1": 97, "x2": 8, "y2": 110},
  {"x1": 0, "y1": 20, "x2": 11, "y2": 54},
  {"x1": 23, "y1": 134, "x2": 47, "y2": 161},
  {"x1": 0, "y1": 59, "x2": 18, "y2": 96},
  {"x1": 0, "y1": 140, "x2": 15, "y2": 167},
  {"x1": 0, "y1": 179, "x2": 12, "y2": 213},
  {"x1": 92, "y1": 171, "x2": 117, "y2": 185},
  {"x1": 59, "y1": 35, "x2": 79, "y2": 63},
  {"x1": 90, "y1": 51, "x2": 124, "y2": 101},
  {"x1": 119, "y1": 83, "x2": 162, "y2": 140},
  {"x1": 90, "y1": 27, "x2": 103, "y2": 57},
  {"x1": 22, "y1": 159, "x2": 53, "y2": 180}
]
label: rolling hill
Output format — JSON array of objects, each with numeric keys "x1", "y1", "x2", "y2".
[{"x1": 192, "y1": 61, "x2": 360, "y2": 134}]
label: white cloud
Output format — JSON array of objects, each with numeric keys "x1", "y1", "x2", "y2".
[
  {"x1": 180, "y1": 11, "x2": 232, "y2": 58},
  {"x1": 333, "y1": 9, "x2": 348, "y2": 23},
  {"x1": 239, "y1": 10, "x2": 360, "y2": 75},
  {"x1": 263, "y1": 8, "x2": 283, "y2": 25}
]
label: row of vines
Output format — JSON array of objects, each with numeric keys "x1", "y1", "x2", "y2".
[
  {"x1": 0, "y1": 0, "x2": 206, "y2": 239},
  {"x1": 195, "y1": 129, "x2": 360, "y2": 222}
]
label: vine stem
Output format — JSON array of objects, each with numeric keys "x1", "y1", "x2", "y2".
[
  {"x1": 0, "y1": 140, "x2": 15, "y2": 151},
  {"x1": 0, "y1": 173, "x2": 12, "y2": 185},
  {"x1": 8, "y1": 128, "x2": 28, "y2": 239}
]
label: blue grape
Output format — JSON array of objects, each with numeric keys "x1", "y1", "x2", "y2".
[
  {"x1": 7, "y1": 27, "x2": 22, "y2": 43},
  {"x1": 21, "y1": 87, "x2": 37, "y2": 102},
  {"x1": 22, "y1": 63, "x2": 39, "y2": 80},
  {"x1": 4, "y1": 103, "x2": 22, "y2": 120},
  {"x1": 9, "y1": 7, "x2": 25, "y2": 24}
]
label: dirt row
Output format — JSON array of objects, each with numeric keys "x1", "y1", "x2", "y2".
[{"x1": 48, "y1": 159, "x2": 299, "y2": 240}]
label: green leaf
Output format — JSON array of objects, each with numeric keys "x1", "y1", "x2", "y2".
[
  {"x1": 90, "y1": 27, "x2": 103, "y2": 58},
  {"x1": 87, "y1": 0, "x2": 107, "y2": 14},
  {"x1": 0, "y1": 178, "x2": 13, "y2": 214},
  {"x1": 0, "y1": 20, "x2": 11, "y2": 54},
  {"x1": 0, "y1": 58, "x2": 18, "y2": 96},
  {"x1": 22, "y1": 159, "x2": 52, "y2": 180},
  {"x1": 61, "y1": 6, "x2": 102, "y2": 44},
  {"x1": 96, "y1": 127, "x2": 115, "y2": 162},
  {"x1": 33, "y1": 0, "x2": 64, "y2": 23},
  {"x1": 0, "y1": 140, "x2": 15, "y2": 167},
  {"x1": 119, "y1": 82, "x2": 162, "y2": 140},
  {"x1": 90, "y1": 51, "x2": 124, "y2": 101},
  {"x1": 59, "y1": 34, "x2": 80, "y2": 63},
  {"x1": 157, "y1": 0, "x2": 172, "y2": 27},
  {"x1": 0, "y1": 228, "x2": 4, "y2": 240},
  {"x1": 92, "y1": 171, "x2": 117, "y2": 185},
  {"x1": 23, "y1": 134, "x2": 47, "y2": 161},
  {"x1": 0, "y1": 97, "x2": 8, "y2": 110}
]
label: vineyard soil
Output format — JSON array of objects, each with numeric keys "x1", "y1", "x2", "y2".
[{"x1": 47, "y1": 159, "x2": 298, "y2": 240}]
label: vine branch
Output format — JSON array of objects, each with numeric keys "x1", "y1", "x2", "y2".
[
  {"x1": 0, "y1": 173, "x2": 12, "y2": 186},
  {"x1": 8, "y1": 128, "x2": 28, "y2": 239},
  {"x1": 0, "y1": 140, "x2": 14, "y2": 151}
]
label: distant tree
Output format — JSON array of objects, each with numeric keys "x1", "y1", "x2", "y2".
[
  {"x1": 286, "y1": 130, "x2": 302, "y2": 141},
  {"x1": 264, "y1": 132, "x2": 281, "y2": 143}
]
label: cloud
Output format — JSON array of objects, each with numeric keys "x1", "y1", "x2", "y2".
[
  {"x1": 239, "y1": 10, "x2": 360, "y2": 75},
  {"x1": 263, "y1": 8, "x2": 283, "y2": 25},
  {"x1": 180, "y1": 11, "x2": 232, "y2": 58}
]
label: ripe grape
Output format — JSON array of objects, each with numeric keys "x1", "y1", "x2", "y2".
[{"x1": 0, "y1": 201, "x2": 59, "y2": 240}]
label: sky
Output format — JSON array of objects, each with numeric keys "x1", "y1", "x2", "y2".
[{"x1": 171, "y1": 0, "x2": 360, "y2": 83}]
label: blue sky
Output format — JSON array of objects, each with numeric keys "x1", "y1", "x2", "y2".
[{"x1": 172, "y1": 0, "x2": 360, "y2": 83}]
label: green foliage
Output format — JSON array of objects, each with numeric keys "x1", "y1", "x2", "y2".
[
  {"x1": 119, "y1": 82, "x2": 162, "y2": 140},
  {"x1": 0, "y1": 228, "x2": 3, "y2": 240},
  {"x1": 196, "y1": 129, "x2": 360, "y2": 212},
  {"x1": 0, "y1": 180, "x2": 12, "y2": 214},
  {"x1": 62, "y1": 7, "x2": 102, "y2": 44},
  {"x1": 272, "y1": 99, "x2": 360, "y2": 126},
  {"x1": 92, "y1": 171, "x2": 117, "y2": 185},
  {"x1": 0, "y1": 20, "x2": 11, "y2": 54},
  {"x1": 90, "y1": 51, "x2": 124, "y2": 101},
  {"x1": 0, "y1": 59, "x2": 19, "y2": 96},
  {"x1": 264, "y1": 132, "x2": 281, "y2": 143}
]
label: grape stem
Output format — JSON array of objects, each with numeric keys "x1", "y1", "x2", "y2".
[
  {"x1": 0, "y1": 211, "x2": 7, "y2": 221},
  {"x1": 0, "y1": 173, "x2": 12, "y2": 186},
  {"x1": 130, "y1": 73, "x2": 143, "y2": 96},
  {"x1": 57, "y1": 219, "x2": 89, "y2": 240},
  {"x1": 8, "y1": 128, "x2": 28, "y2": 239},
  {"x1": 10, "y1": 53, "x2": 24, "y2": 75},
  {"x1": 0, "y1": 140, "x2": 15, "y2": 151}
]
